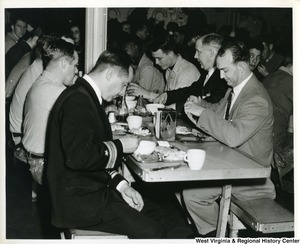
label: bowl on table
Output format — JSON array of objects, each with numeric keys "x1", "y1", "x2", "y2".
[
  {"x1": 146, "y1": 103, "x2": 165, "y2": 115},
  {"x1": 134, "y1": 140, "x2": 156, "y2": 155}
]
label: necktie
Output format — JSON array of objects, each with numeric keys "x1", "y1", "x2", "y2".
[
  {"x1": 225, "y1": 90, "x2": 234, "y2": 120},
  {"x1": 203, "y1": 73, "x2": 210, "y2": 86}
]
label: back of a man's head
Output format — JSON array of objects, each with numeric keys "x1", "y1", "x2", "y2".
[
  {"x1": 90, "y1": 49, "x2": 132, "y2": 77},
  {"x1": 199, "y1": 33, "x2": 223, "y2": 51},
  {"x1": 42, "y1": 39, "x2": 75, "y2": 69},
  {"x1": 35, "y1": 34, "x2": 60, "y2": 59}
]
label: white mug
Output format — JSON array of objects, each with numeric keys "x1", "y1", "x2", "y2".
[
  {"x1": 127, "y1": 115, "x2": 142, "y2": 130},
  {"x1": 184, "y1": 149, "x2": 206, "y2": 170}
]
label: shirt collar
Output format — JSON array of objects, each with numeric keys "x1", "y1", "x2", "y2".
[
  {"x1": 232, "y1": 72, "x2": 252, "y2": 96},
  {"x1": 207, "y1": 67, "x2": 216, "y2": 78},
  {"x1": 83, "y1": 74, "x2": 102, "y2": 105},
  {"x1": 168, "y1": 54, "x2": 181, "y2": 72}
]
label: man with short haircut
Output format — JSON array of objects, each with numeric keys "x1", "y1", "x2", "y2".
[
  {"x1": 128, "y1": 31, "x2": 200, "y2": 101},
  {"x1": 152, "y1": 31, "x2": 200, "y2": 91},
  {"x1": 183, "y1": 41, "x2": 275, "y2": 237},
  {"x1": 70, "y1": 23, "x2": 84, "y2": 74},
  {"x1": 45, "y1": 49, "x2": 165, "y2": 238},
  {"x1": 22, "y1": 39, "x2": 78, "y2": 184},
  {"x1": 5, "y1": 15, "x2": 28, "y2": 54},
  {"x1": 5, "y1": 27, "x2": 42, "y2": 79},
  {"x1": 248, "y1": 38, "x2": 264, "y2": 71},
  {"x1": 154, "y1": 33, "x2": 228, "y2": 112},
  {"x1": 9, "y1": 35, "x2": 58, "y2": 162},
  {"x1": 257, "y1": 34, "x2": 284, "y2": 79}
]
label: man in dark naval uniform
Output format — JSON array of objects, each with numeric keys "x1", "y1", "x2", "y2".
[{"x1": 45, "y1": 49, "x2": 165, "y2": 239}]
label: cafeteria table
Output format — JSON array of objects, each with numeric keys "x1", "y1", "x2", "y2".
[{"x1": 122, "y1": 140, "x2": 271, "y2": 237}]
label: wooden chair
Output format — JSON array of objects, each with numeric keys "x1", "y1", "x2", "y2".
[
  {"x1": 228, "y1": 197, "x2": 294, "y2": 237},
  {"x1": 60, "y1": 228, "x2": 128, "y2": 239}
]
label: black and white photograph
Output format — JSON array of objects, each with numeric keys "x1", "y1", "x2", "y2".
[{"x1": 1, "y1": 0, "x2": 298, "y2": 242}]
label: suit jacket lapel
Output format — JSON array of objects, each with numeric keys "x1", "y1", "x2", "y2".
[
  {"x1": 230, "y1": 76, "x2": 256, "y2": 116},
  {"x1": 202, "y1": 69, "x2": 219, "y2": 94}
]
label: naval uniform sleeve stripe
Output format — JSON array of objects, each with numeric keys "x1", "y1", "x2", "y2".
[{"x1": 103, "y1": 141, "x2": 117, "y2": 169}]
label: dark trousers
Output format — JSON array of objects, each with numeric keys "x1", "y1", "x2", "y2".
[{"x1": 81, "y1": 190, "x2": 166, "y2": 239}]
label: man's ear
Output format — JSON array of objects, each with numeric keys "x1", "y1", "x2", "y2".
[
  {"x1": 11, "y1": 24, "x2": 15, "y2": 31},
  {"x1": 61, "y1": 58, "x2": 67, "y2": 69},
  {"x1": 209, "y1": 47, "x2": 216, "y2": 58},
  {"x1": 167, "y1": 51, "x2": 175, "y2": 59},
  {"x1": 238, "y1": 61, "x2": 247, "y2": 73},
  {"x1": 106, "y1": 68, "x2": 116, "y2": 81}
]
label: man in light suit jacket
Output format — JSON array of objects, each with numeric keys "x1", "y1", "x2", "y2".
[
  {"x1": 183, "y1": 41, "x2": 276, "y2": 237},
  {"x1": 45, "y1": 49, "x2": 165, "y2": 238},
  {"x1": 154, "y1": 33, "x2": 228, "y2": 112}
]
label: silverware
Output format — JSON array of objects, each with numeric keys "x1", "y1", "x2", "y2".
[{"x1": 150, "y1": 164, "x2": 183, "y2": 171}]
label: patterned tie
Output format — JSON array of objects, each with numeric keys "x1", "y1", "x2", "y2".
[{"x1": 225, "y1": 90, "x2": 234, "y2": 120}]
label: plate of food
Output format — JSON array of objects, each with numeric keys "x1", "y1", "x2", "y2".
[
  {"x1": 129, "y1": 126, "x2": 152, "y2": 136},
  {"x1": 176, "y1": 125, "x2": 192, "y2": 135},
  {"x1": 132, "y1": 151, "x2": 161, "y2": 163},
  {"x1": 111, "y1": 122, "x2": 128, "y2": 135},
  {"x1": 154, "y1": 146, "x2": 186, "y2": 162},
  {"x1": 133, "y1": 145, "x2": 186, "y2": 163}
]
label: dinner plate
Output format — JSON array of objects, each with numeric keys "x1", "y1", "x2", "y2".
[
  {"x1": 128, "y1": 126, "x2": 152, "y2": 137},
  {"x1": 176, "y1": 125, "x2": 192, "y2": 135},
  {"x1": 133, "y1": 146, "x2": 186, "y2": 163}
]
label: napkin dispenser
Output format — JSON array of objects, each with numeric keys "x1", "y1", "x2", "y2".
[{"x1": 154, "y1": 108, "x2": 177, "y2": 141}]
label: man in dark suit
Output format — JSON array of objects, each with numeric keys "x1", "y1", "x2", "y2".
[
  {"x1": 45, "y1": 50, "x2": 165, "y2": 238},
  {"x1": 183, "y1": 41, "x2": 275, "y2": 236},
  {"x1": 154, "y1": 33, "x2": 228, "y2": 112}
]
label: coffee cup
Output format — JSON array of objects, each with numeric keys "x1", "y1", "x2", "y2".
[
  {"x1": 184, "y1": 149, "x2": 206, "y2": 170},
  {"x1": 127, "y1": 115, "x2": 142, "y2": 130}
]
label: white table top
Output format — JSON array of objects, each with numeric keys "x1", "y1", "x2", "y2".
[{"x1": 125, "y1": 141, "x2": 271, "y2": 182}]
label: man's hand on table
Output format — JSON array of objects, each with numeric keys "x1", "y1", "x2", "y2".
[
  {"x1": 119, "y1": 183, "x2": 144, "y2": 211},
  {"x1": 186, "y1": 95, "x2": 202, "y2": 104},
  {"x1": 119, "y1": 136, "x2": 139, "y2": 153},
  {"x1": 184, "y1": 101, "x2": 205, "y2": 117}
]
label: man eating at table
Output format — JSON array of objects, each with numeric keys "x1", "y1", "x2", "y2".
[
  {"x1": 45, "y1": 49, "x2": 165, "y2": 238},
  {"x1": 182, "y1": 41, "x2": 276, "y2": 237},
  {"x1": 153, "y1": 33, "x2": 228, "y2": 114}
]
